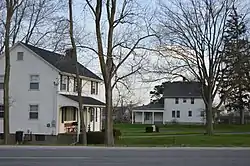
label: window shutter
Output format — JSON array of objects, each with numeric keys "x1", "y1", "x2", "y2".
[{"x1": 67, "y1": 76, "x2": 69, "y2": 91}]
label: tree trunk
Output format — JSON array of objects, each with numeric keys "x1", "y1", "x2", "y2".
[
  {"x1": 105, "y1": 83, "x2": 114, "y2": 146},
  {"x1": 206, "y1": 89, "x2": 214, "y2": 135},
  {"x1": 240, "y1": 108, "x2": 244, "y2": 125},
  {"x1": 3, "y1": 1, "x2": 14, "y2": 145},
  {"x1": 68, "y1": 0, "x2": 87, "y2": 145}
]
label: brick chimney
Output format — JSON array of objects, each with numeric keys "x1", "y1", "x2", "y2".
[{"x1": 65, "y1": 48, "x2": 74, "y2": 58}]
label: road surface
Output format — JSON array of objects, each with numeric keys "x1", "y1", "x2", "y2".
[{"x1": 0, "y1": 146, "x2": 249, "y2": 166}]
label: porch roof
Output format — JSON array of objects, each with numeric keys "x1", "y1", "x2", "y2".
[
  {"x1": 61, "y1": 94, "x2": 105, "y2": 106},
  {"x1": 133, "y1": 103, "x2": 164, "y2": 111}
]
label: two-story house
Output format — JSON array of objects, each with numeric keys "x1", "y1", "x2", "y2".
[
  {"x1": 0, "y1": 42, "x2": 105, "y2": 141},
  {"x1": 132, "y1": 81, "x2": 205, "y2": 124}
]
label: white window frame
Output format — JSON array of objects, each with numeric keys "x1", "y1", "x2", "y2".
[
  {"x1": 176, "y1": 110, "x2": 180, "y2": 118},
  {"x1": 191, "y1": 98, "x2": 195, "y2": 104},
  {"x1": 0, "y1": 75, "x2": 4, "y2": 90},
  {"x1": 91, "y1": 81, "x2": 98, "y2": 95},
  {"x1": 188, "y1": 110, "x2": 192, "y2": 117},
  {"x1": 17, "y1": 52, "x2": 24, "y2": 61},
  {"x1": 29, "y1": 75, "x2": 40, "y2": 90},
  {"x1": 175, "y1": 98, "x2": 179, "y2": 104},
  {"x1": 60, "y1": 76, "x2": 67, "y2": 91},
  {"x1": 29, "y1": 104, "x2": 39, "y2": 120},
  {"x1": 172, "y1": 110, "x2": 175, "y2": 118}
]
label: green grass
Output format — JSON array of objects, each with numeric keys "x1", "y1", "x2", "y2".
[
  {"x1": 116, "y1": 134, "x2": 250, "y2": 147},
  {"x1": 114, "y1": 123, "x2": 250, "y2": 136}
]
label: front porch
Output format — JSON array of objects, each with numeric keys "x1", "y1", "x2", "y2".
[
  {"x1": 58, "y1": 94, "x2": 105, "y2": 134},
  {"x1": 132, "y1": 111, "x2": 164, "y2": 124}
]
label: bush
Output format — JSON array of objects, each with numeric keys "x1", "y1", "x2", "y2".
[
  {"x1": 145, "y1": 126, "x2": 153, "y2": 133},
  {"x1": 155, "y1": 126, "x2": 160, "y2": 132},
  {"x1": 101, "y1": 128, "x2": 122, "y2": 138},
  {"x1": 87, "y1": 132, "x2": 105, "y2": 144},
  {"x1": 79, "y1": 132, "x2": 105, "y2": 144}
]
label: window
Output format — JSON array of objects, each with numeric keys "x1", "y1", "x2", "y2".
[
  {"x1": 0, "y1": 105, "x2": 4, "y2": 118},
  {"x1": 29, "y1": 104, "x2": 39, "y2": 119},
  {"x1": 176, "y1": 110, "x2": 180, "y2": 118},
  {"x1": 200, "y1": 111, "x2": 205, "y2": 117},
  {"x1": 175, "y1": 98, "x2": 179, "y2": 104},
  {"x1": 0, "y1": 75, "x2": 3, "y2": 90},
  {"x1": 90, "y1": 107, "x2": 94, "y2": 122},
  {"x1": 17, "y1": 52, "x2": 24, "y2": 61},
  {"x1": 35, "y1": 134, "x2": 45, "y2": 141},
  {"x1": 60, "y1": 75, "x2": 67, "y2": 91},
  {"x1": 188, "y1": 111, "x2": 192, "y2": 117},
  {"x1": 74, "y1": 78, "x2": 82, "y2": 92},
  {"x1": 191, "y1": 98, "x2": 194, "y2": 104},
  {"x1": 183, "y1": 98, "x2": 186, "y2": 103},
  {"x1": 144, "y1": 112, "x2": 151, "y2": 120},
  {"x1": 172, "y1": 110, "x2": 175, "y2": 118},
  {"x1": 61, "y1": 107, "x2": 76, "y2": 122},
  {"x1": 30, "y1": 75, "x2": 40, "y2": 90},
  {"x1": 91, "y1": 81, "x2": 98, "y2": 95}
]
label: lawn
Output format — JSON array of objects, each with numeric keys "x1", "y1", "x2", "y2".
[
  {"x1": 113, "y1": 123, "x2": 250, "y2": 147},
  {"x1": 114, "y1": 123, "x2": 250, "y2": 136},
  {"x1": 115, "y1": 134, "x2": 250, "y2": 147}
]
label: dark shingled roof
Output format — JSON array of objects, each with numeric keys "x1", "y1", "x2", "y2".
[
  {"x1": 133, "y1": 103, "x2": 164, "y2": 110},
  {"x1": 21, "y1": 42, "x2": 102, "y2": 80},
  {"x1": 62, "y1": 94, "x2": 105, "y2": 106},
  {"x1": 163, "y1": 81, "x2": 202, "y2": 98}
]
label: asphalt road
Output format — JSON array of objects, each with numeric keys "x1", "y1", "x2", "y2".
[{"x1": 0, "y1": 146, "x2": 249, "y2": 166}]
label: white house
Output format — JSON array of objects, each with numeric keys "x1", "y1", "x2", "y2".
[
  {"x1": 0, "y1": 42, "x2": 105, "y2": 141},
  {"x1": 132, "y1": 81, "x2": 205, "y2": 124}
]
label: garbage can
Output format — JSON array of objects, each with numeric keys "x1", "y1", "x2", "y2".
[
  {"x1": 152, "y1": 125, "x2": 156, "y2": 132},
  {"x1": 15, "y1": 131, "x2": 24, "y2": 144}
]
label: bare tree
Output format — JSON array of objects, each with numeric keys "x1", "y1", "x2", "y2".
[
  {"x1": 68, "y1": 0, "x2": 87, "y2": 145},
  {"x1": 0, "y1": 0, "x2": 70, "y2": 52},
  {"x1": 157, "y1": 0, "x2": 235, "y2": 135},
  {"x1": 3, "y1": 0, "x2": 23, "y2": 145},
  {"x1": 84, "y1": 0, "x2": 156, "y2": 146}
]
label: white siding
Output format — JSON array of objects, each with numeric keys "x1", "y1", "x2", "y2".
[
  {"x1": 0, "y1": 44, "x2": 59, "y2": 134},
  {"x1": 0, "y1": 44, "x2": 104, "y2": 135},
  {"x1": 164, "y1": 98, "x2": 205, "y2": 123}
]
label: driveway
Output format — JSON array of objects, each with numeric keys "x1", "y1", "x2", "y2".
[{"x1": 0, "y1": 146, "x2": 249, "y2": 166}]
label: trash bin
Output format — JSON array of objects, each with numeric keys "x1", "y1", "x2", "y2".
[
  {"x1": 152, "y1": 125, "x2": 156, "y2": 132},
  {"x1": 15, "y1": 131, "x2": 24, "y2": 144}
]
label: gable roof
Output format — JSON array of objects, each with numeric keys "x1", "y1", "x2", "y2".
[
  {"x1": 20, "y1": 42, "x2": 102, "y2": 81},
  {"x1": 163, "y1": 81, "x2": 202, "y2": 98},
  {"x1": 61, "y1": 94, "x2": 105, "y2": 106}
]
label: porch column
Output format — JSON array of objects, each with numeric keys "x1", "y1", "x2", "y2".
[
  {"x1": 142, "y1": 112, "x2": 144, "y2": 124},
  {"x1": 93, "y1": 107, "x2": 96, "y2": 131},
  {"x1": 99, "y1": 108, "x2": 102, "y2": 130},
  {"x1": 77, "y1": 107, "x2": 80, "y2": 142},
  {"x1": 131, "y1": 111, "x2": 134, "y2": 124},
  {"x1": 152, "y1": 112, "x2": 155, "y2": 124},
  {"x1": 86, "y1": 107, "x2": 89, "y2": 131}
]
